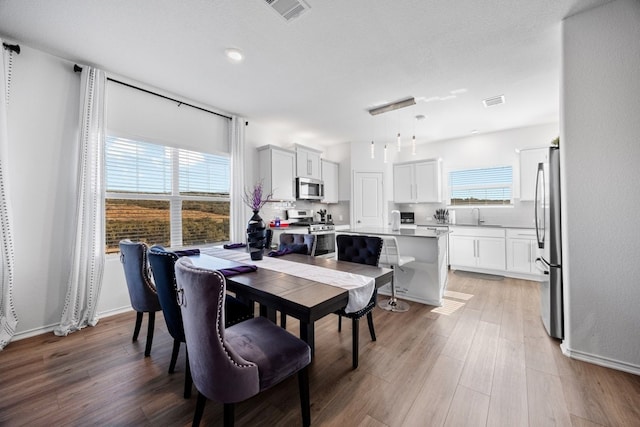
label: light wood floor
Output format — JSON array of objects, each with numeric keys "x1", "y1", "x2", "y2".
[{"x1": 1, "y1": 272, "x2": 639, "y2": 426}]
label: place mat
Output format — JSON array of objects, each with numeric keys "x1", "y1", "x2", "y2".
[{"x1": 201, "y1": 247, "x2": 374, "y2": 313}]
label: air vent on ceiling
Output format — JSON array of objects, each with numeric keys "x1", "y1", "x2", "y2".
[
  {"x1": 264, "y1": 0, "x2": 310, "y2": 21},
  {"x1": 482, "y1": 95, "x2": 505, "y2": 107}
]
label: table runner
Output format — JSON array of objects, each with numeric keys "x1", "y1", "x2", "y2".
[{"x1": 201, "y1": 247, "x2": 374, "y2": 313}]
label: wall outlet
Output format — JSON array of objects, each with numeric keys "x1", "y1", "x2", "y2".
[{"x1": 339, "y1": 215, "x2": 343, "y2": 221}]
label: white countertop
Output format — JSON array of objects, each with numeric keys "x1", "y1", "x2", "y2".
[{"x1": 344, "y1": 227, "x2": 450, "y2": 238}]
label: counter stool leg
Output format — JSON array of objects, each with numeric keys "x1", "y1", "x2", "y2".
[{"x1": 377, "y1": 268, "x2": 410, "y2": 313}]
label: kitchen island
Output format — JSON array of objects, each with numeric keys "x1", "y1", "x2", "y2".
[{"x1": 342, "y1": 227, "x2": 450, "y2": 306}]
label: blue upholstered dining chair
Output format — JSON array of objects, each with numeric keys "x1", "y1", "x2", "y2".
[
  {"x1": 175, "y1": 257, "x2": 311, "y2": 427},
  {"x1": 277, "y1": 232, "x2": 317, "y2": 329},
  {"x1": 279, "y1": 232, "x2": 317, "y2": 255},
  {"x1": 147, "y1": 245, "x2": 254, "y2": 399},
  {"x1": 334, "y1": 234, "x2": 384, "y2": 369},
  {"x1": 119, "y1": 240, "x2": 162, "y2": 357}
]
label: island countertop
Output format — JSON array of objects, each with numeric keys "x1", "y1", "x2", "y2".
[{"x1": 344, "y1": 227, "x2": 451, "y2": 238}]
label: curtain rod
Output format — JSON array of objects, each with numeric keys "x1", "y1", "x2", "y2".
[
  {"x1": 73, "y1": 64, "x2": 232, "y2": 120},
  {"x1": 2, "y1": 43, "x2": 21, "y2": 54}
]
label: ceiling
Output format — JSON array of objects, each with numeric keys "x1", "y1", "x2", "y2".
[{"x1": 0, "y1": 0, "x2": 610, "y2": 148}]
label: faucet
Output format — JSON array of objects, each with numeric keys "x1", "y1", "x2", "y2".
[{"x1": 471, "y1": 207, "x2": 481, "y2": 225}]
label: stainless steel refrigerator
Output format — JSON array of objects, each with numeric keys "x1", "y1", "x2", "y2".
[{"x1": 534, "y1": 146, "x2": 563, "y2": 339}]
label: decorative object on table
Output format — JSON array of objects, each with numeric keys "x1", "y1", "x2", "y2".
[
  {"x1": 433, "y1": 208, "x2": 449, "y2": 224},
  {"x1": 243, "y1": 181, "x2": 273, "y2": 260}
]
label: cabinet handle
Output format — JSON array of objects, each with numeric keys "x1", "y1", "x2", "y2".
[
  {"x1": 307, "y1": 159, "x2": 312, "y2": 175},
  {"x1": 476, "y1": 240, "x2": 480, "y2": 258}
]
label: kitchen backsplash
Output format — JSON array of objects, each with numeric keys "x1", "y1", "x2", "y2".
[
  {"x1": 395, "y1": 200, "x2": 537, "y2": 228},
  {"x1": 261, "y1": 200, "x2": 350, "y2": 225}
]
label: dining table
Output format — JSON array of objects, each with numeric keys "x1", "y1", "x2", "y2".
[{"x1": 187, "y1": 247, "x2": 393, "y2": 357}]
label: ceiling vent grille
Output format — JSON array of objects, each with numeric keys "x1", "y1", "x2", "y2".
[
  {"x1": 264, "y1": 0, "x2": 311, "y2": 21},
  {"x1": 482, "y1": 95, "x2": 505, "y2": 107}
]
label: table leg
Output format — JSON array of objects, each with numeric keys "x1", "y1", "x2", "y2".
[
  {"x1": 259, "y1": 304, "x2": 277, "y2": 323},
  {"x1": 299, "y1": 320, "x2": 315, "y2": 357}
]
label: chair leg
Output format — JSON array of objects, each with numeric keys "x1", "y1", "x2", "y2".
[
  {"x1": 132, "y1": 311, "x2": 143, "y2": 342},
  {"x1": 338, "y1": 314, "x2": 342, "y2": 332},
  {"x1": 169, "y1": 339, "x2": 181, "y2": 373},
  {"x1": 144, "y1": 311, "x2": 155, "y2": 357},
  {"x1": 193, "y1": 392, "x2": 206, "y2": 427},
  {"x1": 184, "y1": 349, "x2": 192, "y2": 399},
  {"x1": 366, "y1": 311, "x2": 376, "y2": 342},
  {"x1": 223, "y1": 403, "x2": 235, "y2": 427},
  {"x1": 298, "y1": 368, "x2": 311, "y2": 427},
  {"x1": 352, "y1": 318, "x2": 359, "y2": 369},
  {"x1": 281, "y1": 312, "x2": 287, "y2": 329}
]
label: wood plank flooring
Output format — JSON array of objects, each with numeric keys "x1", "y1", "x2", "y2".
[{"x1": 1, "y1": 272, "x2": 639, "y2": 426}]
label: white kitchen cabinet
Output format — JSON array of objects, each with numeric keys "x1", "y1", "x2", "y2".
[
  {"x1": 258, "y1": 145, "x2": 296, "y2": 201},
  {"x1": 321, "y1": 159, "x2": 339, "y2": 203},
  {"x1": 393, "y1": 159, "x2": 441, "y2": 203},
  {"x1": 506, "y1": 228, "x2": 543, "y2": 277},
  {"x1": 449, "y1": 226, "x2": 506, "y2": 272},
  {"x1": 295, "y1": 144, "x2": 322, "y2": 180},
  {"x1": 519, "y1": 147, "x2": 548, "y2": 201}
]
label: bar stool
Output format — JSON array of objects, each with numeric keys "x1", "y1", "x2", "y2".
[{"x1": 377, "y1": 236, "x2": 414, "y2": 312}]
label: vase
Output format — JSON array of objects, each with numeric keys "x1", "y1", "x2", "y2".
[{"x1": 247, "y1": 210, "x2": 266, "y2": 261}]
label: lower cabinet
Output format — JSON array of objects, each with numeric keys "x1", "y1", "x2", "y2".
[
  {"x1": 449, "y1": 228, "x2": 506, "y2": 271},
  {"x1": 449, "y1": 226, "x2": 542, "y2": 280},
  {"x1": 506, "y1": 229, "x2": 543, "y2": 278}
]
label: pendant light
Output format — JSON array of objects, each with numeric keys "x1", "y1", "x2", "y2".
[
  {"x1": 383, "y1": 144, "x2": 388, "y2": 163},
  {"x1": 370, "y1": 140, "x2": 375, "y2": 159},
  {"x1": 397, "y1": 132, "x2": 401, "y2": 152}
]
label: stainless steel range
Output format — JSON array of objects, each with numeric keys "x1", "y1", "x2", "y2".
[{"x1": 286, "y1": 209, "x2": 336, "y2": 256}]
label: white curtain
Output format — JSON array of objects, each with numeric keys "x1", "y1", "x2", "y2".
[
  {"x1": 54, "y1": 66, "x2": 106, "y2": 336},
  {"x1": 0, "y1": 40, "x2": 18, "y2": 349},
  {"x1": 230, "y1": 116, "x2": 247, "y2": 243}
]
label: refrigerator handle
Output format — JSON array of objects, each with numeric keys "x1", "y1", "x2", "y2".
[
  {"x1": 534, "y1": 257, "x2": 549, "y2": 275},
  {"x1": 534, "y1": 162, "x2": 545, "y2": 249}
]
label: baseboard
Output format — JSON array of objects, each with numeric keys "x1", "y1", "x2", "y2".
[
  {"x1": 10, "y1": 306, "x2": 133, "y2": 343},
  {"x1": 561, "y1": 342, "x2": 640, "y2": 376}
]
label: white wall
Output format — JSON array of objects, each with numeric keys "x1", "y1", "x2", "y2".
[
  {"x1": 6, "y1": 45, "x2": 85, "y2": 335},
  {"x1": 561, "y1": 0, "x2": 640, "y2": 373},
  {"x1": 350, "y1": 123, "x2": 559, "y2": 226}
]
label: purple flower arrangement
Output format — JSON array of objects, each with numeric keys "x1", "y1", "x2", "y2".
[{"x1": 243, "y1": 181, "x2": 273, "y2": 212}]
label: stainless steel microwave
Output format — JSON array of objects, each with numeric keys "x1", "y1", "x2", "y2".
[{"x1": 296, "y1": 177, "x2": 324, "y2": 200}]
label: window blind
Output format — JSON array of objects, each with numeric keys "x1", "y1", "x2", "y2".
[{"x1": 449, "y1": 166, "x2": 513, "y2": 206}]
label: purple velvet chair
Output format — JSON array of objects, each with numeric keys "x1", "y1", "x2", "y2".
[
  {"x1": 147, "y1": 245, "x2": 254, "y2": 399},
  {"x1": 334, "y1": 234, "x2": 383, "y2": 369},
  {"x1": 175, "y1": 257, "x2": 311, "y2": 427},
  {"x1": 119, "y1": 240, "x2": 163, "y2": 357}
]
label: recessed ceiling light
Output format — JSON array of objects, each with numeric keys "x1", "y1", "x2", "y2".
[{"x1": 225, "y1": 48, "x2": 244, "y2": 63}]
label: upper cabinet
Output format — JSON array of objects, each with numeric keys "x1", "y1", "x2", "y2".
[
  {"x1": 295, "y1": 144, "x2": 322, "y2": 180},
  {"x1": 321, "y1": 159, "x2": 339, "y2": 204},
  {"x1": 393, "y1": 159, "x2": 442, "y2": 203},
  {"x1": 519, "y1": 147, "x2": 548, "y2": 201},
  {"x1": 258, "y1": 145, "x2": 296, "y2": 201}
]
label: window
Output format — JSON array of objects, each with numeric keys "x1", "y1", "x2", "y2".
[
  {"x1": 448, "y1": 166, "x2": 513, "y2": 206},
  {"x1": 105, "y1": 136, "x2": 230, "y2": 254}
]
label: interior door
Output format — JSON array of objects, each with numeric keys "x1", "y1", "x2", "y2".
[{"x1": 353, "y1": 171, "x2": 384, "y2": 228}]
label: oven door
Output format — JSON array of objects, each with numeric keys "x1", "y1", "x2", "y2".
[{"x1": 312, "y1": 231, "x2": 335, "y2": 257}]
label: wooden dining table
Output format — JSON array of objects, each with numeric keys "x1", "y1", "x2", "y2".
[{"x1": 188, "y1": 251, "x2": 393, "y2": 357}]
